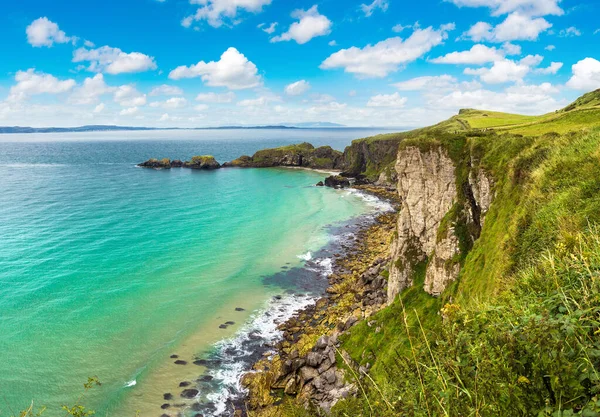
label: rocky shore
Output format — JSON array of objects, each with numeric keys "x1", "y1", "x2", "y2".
[{"x1": 238, "y1": 185, "x2": 400, "y2": 416}]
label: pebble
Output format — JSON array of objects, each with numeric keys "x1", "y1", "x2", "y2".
[{"x1": 174, "y1": 360, "x2": 187, "y2": 365}]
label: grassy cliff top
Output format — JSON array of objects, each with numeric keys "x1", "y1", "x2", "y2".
[{"x1": 353, "y1": 89, "x2": 600, "y2": 146}]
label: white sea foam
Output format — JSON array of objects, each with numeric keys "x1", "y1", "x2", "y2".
[
  {"x1": 125, "y1": 379, "x2": 136, "y2": 388},
  {"x1": 204, "y1": 292, "x2": 317, "y2": 415},
  {"x1": 297, "y1": 251, "x2": 312, "y2": 261},
  {"x1": 345, "y1": 188, "x2": 394, "y2": 212}
]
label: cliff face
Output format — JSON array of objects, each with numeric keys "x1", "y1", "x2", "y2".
[
  {"x1": 343, "y1": 136, "x2": 402, "y2": 183},
  {"x1": 388, "y1": 144, "x2": 495, "y2": 301}
]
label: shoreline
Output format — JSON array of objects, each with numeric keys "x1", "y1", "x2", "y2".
[
  {"x1": 118, "y1": 185, "x2": 393, "y2": 417},
  {"x1": 238, "y1": 184, "x2": 400, "y2": 415}
]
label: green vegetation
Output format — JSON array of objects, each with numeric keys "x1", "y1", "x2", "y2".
[
  {"x1": 226, "y1": 142, "x2": 344, "y2": 169},
  {"x1": 331, "y1": 121, "x2": 600, "y2": 416}
]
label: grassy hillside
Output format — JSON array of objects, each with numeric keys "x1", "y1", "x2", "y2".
[{"x1": 332, "y1": 98, "x2": 600, "y2": 416}]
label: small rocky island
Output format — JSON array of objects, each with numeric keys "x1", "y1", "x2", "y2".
[
  {"x1": 137, "y1": 155, "x2": 221, "y2": 170},
  {"x1": 137, "y1": 142, "x2": 372, "y2": 188}
]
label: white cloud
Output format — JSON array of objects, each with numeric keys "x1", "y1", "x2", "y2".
[
  {"x1": 566, "y1": 58, "x2": 600, "y2": 91},
  {"x1": 195, "y1": 91, "x2": 236, "y2": 103},
  {"x1": 320, "y1": 24, "x2": 454, "y2": 77},
  {"x1": 520, "y1": 54, "x2": 544, "y2": 67},
  {"x1": 150, "y1": 97, "x2": 188, "y2": 109},
  {"x1": 73, "y1": 46, "x2": 157, "y2": 74},
  {"x1": 285, "y1": 80, "x2": 310, "y2": 96},
  {"x1": 392, "y1": 24, "x2": 410, "y2": 33},
  {"x1": 237, "y1": 96, "x2": 271, "y2": 106},
  {"x1": 545, "y1": 45, "x2": 556, "y2": 51},
  {"x1": 445, "y1": 0, "x2": 563, "y2": 17},
  {"x1": 463, "y1": 13, "x2": 551, "y2": 42},
  {"x1": 535, "y1": 61, "x2": 563, "y2": 74},
  {"x1": 559, "y1": 26, "x2": 581, "y2": 37},
  {"x1": 182, "y1": 0, "x2": 272, "y2": 28},
  {"x1": 26, "y1": 17, "x2": 72, "y2": 47},
  {"x1": 169, "y1": 47, "x2": 261, "y2": 90},
  {"x1": 393, "y1": 74, "x2": 458, "y2": 91},
  {"x1": 367, "y1": 92, "x2": 407, "y2": 107},
  {"x1": 361, "y1": 0, "x2": 389, "y2": 17},
  {"x1": 69, "y1": 74, "x2": 114, "y2": 104},
  {"x1": 428, "y1": 85, "x2": 563, "y2": 115},
  {"x1": 259, "y1": 22, "x2": 278, "y2": 34},
  {"x1": 271, "y1": 5, "x2": 331, "y2": 45},
  {"x1": 465, "y1": 59, "x2": 532, "y2": 84},
  {"x1": 93, "y1": 103, "x2": 105, "y2": 113},
  {"x1": 328, "y1": 40, "x2": 337, "y2": 46},
  {"x1": 84, "y1": 40, "x2": 95, "y2": 48},
  {"x1": 9, "y1": 69, "x2": 76, "y2": 98},
  {"x1": 113, "y1": 85, "x2": 147, "y2": 107},
  {"x1": 194, "y1": 104, "x2": 209, "y2": 111},
  {"x1": 120, "y1": 107, "x2": 139, "y2": 116},
  {"x1": 430, "y1": 44, "x2": 505, "y2": 64},
  {"x1": 150, "y1": 85, "x2": 184, "y2": 96}
]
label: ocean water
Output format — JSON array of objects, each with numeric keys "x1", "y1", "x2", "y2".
[{"x1": 0, "y1": 128, "x2": 392, "y2": 416}]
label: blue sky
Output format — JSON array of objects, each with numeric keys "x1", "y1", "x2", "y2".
[{"x1": 0, "y1": 0, "x2": 598, "y2": 127}]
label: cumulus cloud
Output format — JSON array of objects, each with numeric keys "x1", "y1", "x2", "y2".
[
  {"x1": 427, "y1": 84, "x2": 564, "y2": 115},
  {"x1": 367, "y1": 92, "x2": 407, "y2": 107},
  {"x1": 464, "y1": 55, "x2": 543, "y2": 84},
  {"x1": 182, "y1": 0, "x2": 272, "y2": 28},
  {"x1": 535, "y1": 61, "x2": 563, "y2": 74},
  {"x1": 430, "y1": 44, "x2": 506, "y2": 64},
  {"x1": 545, "y1": 45, "x2": 556, "y2": 51},
  {"x1": 566, "y1": 58, "x2": 600, "y2": 91},
  {"x1": 463, "y1": 13, "x2": 551, "y2": 42},
  {"x1": 237, "y1": 96, "x2": 276, "y2": 106},
  {"x1": 9, "y1": 69, "x2": 76, "y2": 99},
  {"x1": 120, "y1": 107, "x2": 139, "y2": 116},
  {"x1": 445, "y1": 0, "x2": 563, "y2": 17},
  {"x1": 150, "y1": 97, "x2": 188, "y2": 109},
  {"x1": 150, "y1": 85, "x2": 184, "y2": 96},
  {"x1": 73, "y1": 46, "x2": 157, "y2": 74},
  {"x1": 393, "y1": 75, "x2": 458, "y2": 91},
  {"x1": 360, "y1": 0, "x2": 389, "y2": 17},
  {"x1": 26, "y1": 17, "x2": 72, "y2": 47},
  {"x1": 169, "y1": 47, "x2": 261, "y2": 90},
  {"x1": 285, "y1": 80, "x2": 310, "y2": 96},
  {"x1": 195, "y1": 92, "x2": 236, "y2": 103},
  {"x1": 93, "y1": 103, "x2": 105, "y2": 113},
  {"x1": 68, "y1": 74, "x2": 114, "y2": 105},
  {"x1": 271, "y1": 5, "x2": 332, "y2": 44},
  {"x1": 321, "y1": 24, "x2": 454, "y2": 78},
  {"x1": 194, "y1": 104, "x2": 209, "y2": 111},
  {"x1": 113, "y1": 85, "x2": 147, "y2": 107}
]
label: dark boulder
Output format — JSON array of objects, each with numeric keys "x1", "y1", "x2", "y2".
[
  {"x1": 181, "y1": 389, "x2": 200, "y2": 398},
  {"x1": 324, "y1": 176, "x2": 351, "y2": 189}
]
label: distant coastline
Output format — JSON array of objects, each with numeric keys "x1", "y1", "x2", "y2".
[{"x1": 0, "y1": 123, "x2": 404, "y2": 135}]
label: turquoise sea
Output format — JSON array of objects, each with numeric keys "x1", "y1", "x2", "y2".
[{"x1": 0, "y1": 128, "x2": 392, "y2": 416}]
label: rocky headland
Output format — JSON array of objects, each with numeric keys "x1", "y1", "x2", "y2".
[{"x1": 138, "y1": 155, "x2": 220, "y2": 170}]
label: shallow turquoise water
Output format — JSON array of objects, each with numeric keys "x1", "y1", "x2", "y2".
[{"x1": 0, "y1": 129, "x2": 387, "y2": 415}]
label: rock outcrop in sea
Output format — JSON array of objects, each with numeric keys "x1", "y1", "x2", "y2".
[
  {"x1": 137, "y1": 156, "x2": 220, "y2": 170},
  {"x1": 222, "y1": 142, "x2": 344, "y2": 170}
]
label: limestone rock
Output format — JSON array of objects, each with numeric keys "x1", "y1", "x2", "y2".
[{"x1": 388, "y1": 146, "x2": 458, "y2": 302}]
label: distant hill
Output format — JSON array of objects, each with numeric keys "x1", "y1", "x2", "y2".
[{"x1": 0, "y1": 124, "x2": 351, "y2": 134}]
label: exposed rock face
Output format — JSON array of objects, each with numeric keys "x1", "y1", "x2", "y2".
[
  {"x1": 388, "y1": 145, "x2": 496, "y2": 300},
  {"x1": 469, "y1": 167, "x2": 494, "y2": 226},
  {"x1": 343, "y1": 137, "x2": 401, "y2": 178},
  {"x1": 183, "y1": 155, "x2": 221, "y2": 170},
  {"x1": 388, "y1": 147, "x2": 458, "y2": 302},
  {"x1": 223, "y1": 142, "x2": 344, "y2": 170}
]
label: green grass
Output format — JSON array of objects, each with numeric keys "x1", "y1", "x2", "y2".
[{"x1": 332, "y1": 126, "x2": 600, "y2": 417}]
